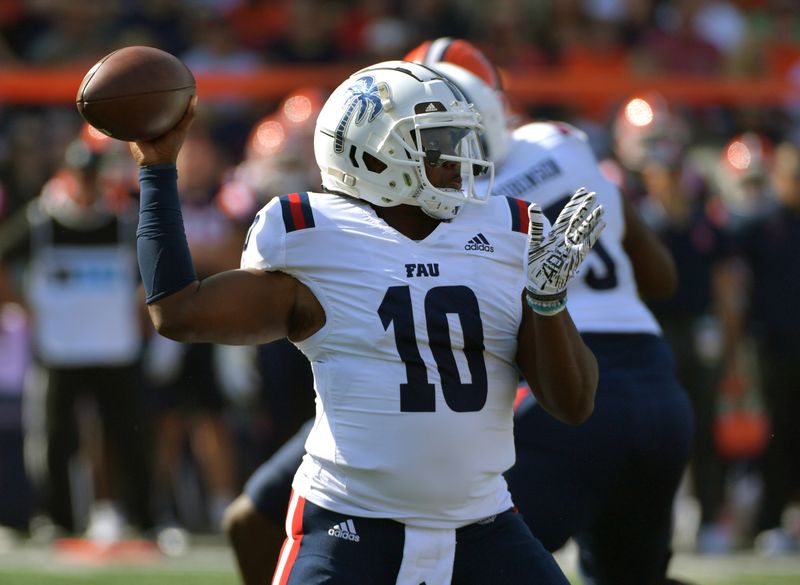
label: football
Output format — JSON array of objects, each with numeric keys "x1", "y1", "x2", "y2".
[{"x1": 76, "y1": 46, "x2": 196, "y2": 142}]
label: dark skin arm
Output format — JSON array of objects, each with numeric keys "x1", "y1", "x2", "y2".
[
  {"x1": 145, "y1": 268, "x2": 323, "y2": 345},
  {"x1": 515, "y1": 296, "x2": 598, "y2": 425},
  {"x1": 130, "y1": 97, "x2": 326, "y2": 346},
  {"x1": 622, "y1": 195, "x2": 677, "y2": 300}
]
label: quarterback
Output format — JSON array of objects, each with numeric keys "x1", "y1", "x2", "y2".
[{"x1": 131, "y1": 60, "x2": 604, "y2": 584}]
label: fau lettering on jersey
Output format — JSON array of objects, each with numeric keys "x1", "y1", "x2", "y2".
[{"x1": 241, "y1": 192, "x2": 530, "y2": 528}]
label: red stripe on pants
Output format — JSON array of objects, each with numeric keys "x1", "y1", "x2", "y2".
[{"x1": 272, "y1": 490, "x2": 305, "y2": 585}]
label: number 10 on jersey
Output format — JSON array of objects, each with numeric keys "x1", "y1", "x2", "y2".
[{"x1": 378, "y1": 285, "x2": 488, "y2": 413}]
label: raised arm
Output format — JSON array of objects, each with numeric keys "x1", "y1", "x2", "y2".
[
  {"x1": 129, "y1": 98, "x2": 323, "y2": 346},
  {"x1": 516, "y1": 188, "x2": 604, "y2": 424}
]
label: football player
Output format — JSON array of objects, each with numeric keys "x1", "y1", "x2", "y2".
[
  {"x1": 411, "y1": 39, "x2": 694, "y2": 585},
  {"x1": 131, "y1": 60, "x2": 604, "y2": 584}
]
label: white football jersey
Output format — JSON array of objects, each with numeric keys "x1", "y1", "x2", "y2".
[
  {"x1": 480, "y1": 121, "x2": 661, "y2": 334},
  {"x1": 241, "y1": 192, "x2": 531, "y2": 528}
]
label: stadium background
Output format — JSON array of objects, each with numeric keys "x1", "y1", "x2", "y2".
[{"x1": 1, "y1": 0, "x2": 799, "y2": 583}]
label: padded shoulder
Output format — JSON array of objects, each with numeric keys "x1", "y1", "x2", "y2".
[{"x1": 276, "y1": 192, "x2": 316, "y2": 233}]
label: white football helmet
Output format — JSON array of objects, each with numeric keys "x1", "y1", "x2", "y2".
[
  {"x1": 431, "y1": 62, "x2": 511, "y2": 165},
  {"x1": 314, "y1": 60, "x2": 493, "y2": 220}
]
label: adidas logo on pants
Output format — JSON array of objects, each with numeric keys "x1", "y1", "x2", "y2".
[{"x1": 328, "y1": 519, "x2": 360, "y2": 542}]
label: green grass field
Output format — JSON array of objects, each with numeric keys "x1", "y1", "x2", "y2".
[
  {"x1": 0, "y1": 570, "x2": 237, "y2": 585},
  {"x1": 0, "y1": 567, "x2": 798, "y2": 585},
  {"x1": 688, "y1": 579, "x2": 799, "y2": 585},
  {"x1": 0, "y1": 537, "x2": 798, "y2": 585}
]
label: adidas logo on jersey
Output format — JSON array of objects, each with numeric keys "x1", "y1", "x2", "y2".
[
  {"x1": 328, "y1": 519, "x2": 360, "y2": 542},
  {"x1": 464, "y1": 233, "x2": 494, "y2": 253}
]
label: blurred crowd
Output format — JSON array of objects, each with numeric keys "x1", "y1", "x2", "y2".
[{"x1": 1, "y1": 0, "x2": 799, "y2": 559}]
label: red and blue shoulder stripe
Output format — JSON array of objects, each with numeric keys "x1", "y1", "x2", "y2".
[
  {"x1": 279, "y1": 192, "x2": 315, "y2": 233},
  {"x1": 505, "y1": 196, "x2": 530, "y2": 234}
]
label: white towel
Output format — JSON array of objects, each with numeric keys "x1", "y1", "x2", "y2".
[{"x1": 396, "y1": 524, "x2": 457, "y2": 585}]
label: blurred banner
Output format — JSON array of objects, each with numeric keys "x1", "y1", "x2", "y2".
[{"x1": 0, "y1": 66, "x2": 798, "y2": 106}]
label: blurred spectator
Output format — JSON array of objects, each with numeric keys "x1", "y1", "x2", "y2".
[
  {"x1": 263, "y1": 0, "x2": 346, "y2": 63},
  {"x1": 473, "y1": 0, "x2": 551, "y2": 72},
  {"x1": 633, "y1": 0, "x2": 725, "y2": 76},
  {"x1": 232, "y1": 86, "x2": 327, "y2": 204},
  {"x1": 335, "y1": 0, "x2": 410, "y2": 62},
  {"x1": 707, "y1": 133, "x2": 774, "y2": 509},
  {"x1": 402, "y1": 0, "x2": 472, "y2": 48},
  {"x1": 746, "y1": 0, "x2": 800, "y2": 80},
  {"x1": 180, "y1": 9, "x2": 265, "y2": 155},
  {"x1": 218, "y1": 88, "x2": 322, "y2": 463},
  {"x1": 1, "y1": 109, "x2": 79, "y2": 217},
  {"x1": 0, "y1": 0, "x2": 27, "y2": 64},
  {"x1": 223, "y1": 0, "x2": 289, "y2": 53},
  {"x1": 616, "y1": 96, "x2": 738, "y2": 553},
  {"x1": 19, "y1": 3, "x2": 116, "y2": 66},
  {"x1": 0, "y1": 0, "x2": 22, "y2": 65},
  {"x1": 358, "y1": 16, "x2": 410, "y2": 62},
  {"x1": 729, "y1": 140, "x2": 800, "y2": 555},
  {"x1": 144, "y1": 127, "x2": 244, "y2": 535},
  {"x1": 612, "y1": 92, "x2": 688, "y2": 175},
  {"x1": 110, "y1": 0, "x2": 192, "y2": 57},
  {"x1": 558, "y1": 12, "x2": 632, "y2": 123},
  {"x1": 180, "y1": 9, "x2": 263, "y2": 74},
  {"x1": 0, "y1": 128, "x2": 153, "y2": 540},
  {"x1": 691, "y1": 0, "x2": 747, "y2": 58},
  {"x1": 713, "y1": 131, "x2": 777, "y2": 229},
  {"x1": 0, "y1": 301, "x2": 33, "y2": 532}
]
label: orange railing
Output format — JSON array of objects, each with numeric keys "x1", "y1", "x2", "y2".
[{"x1": 1, "y1": 65, "x2": 798, "y2": 106}]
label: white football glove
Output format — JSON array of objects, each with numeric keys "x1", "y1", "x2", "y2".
[{"x1": 526, "y1": 187, "x2": 605, "y2": 315}]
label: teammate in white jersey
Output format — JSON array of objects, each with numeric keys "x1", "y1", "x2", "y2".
[
  {"x1": 408, "y1": 39, "x2": 695, "y2": 585},
  {"x1": 130, "y1": 60, "x2": 604, "y2": 584}
]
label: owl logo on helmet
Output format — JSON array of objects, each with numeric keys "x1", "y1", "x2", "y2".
[
  {"x1": 314, "y1": 60, "x2": 493, "y2": 220},
  {"x1": 334, "y1": 75, "x2": 387, "y2": 154}
]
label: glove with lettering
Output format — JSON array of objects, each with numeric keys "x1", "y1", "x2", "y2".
[{"x1": 526, "y1": 187, "x2": 605, "y2": 315}]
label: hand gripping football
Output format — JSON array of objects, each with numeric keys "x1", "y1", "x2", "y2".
[{"x1": 76, "y1": 46, "x2": 196, "y2": 142}]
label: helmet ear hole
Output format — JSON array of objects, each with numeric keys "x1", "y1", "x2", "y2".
[{"x1": 363, "y1": 152, "x2": 387, "y2": 173}]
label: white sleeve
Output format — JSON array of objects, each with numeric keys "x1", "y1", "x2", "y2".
[{"x1": 240, "y1": 197, "x2": 286, "y2": 272}]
